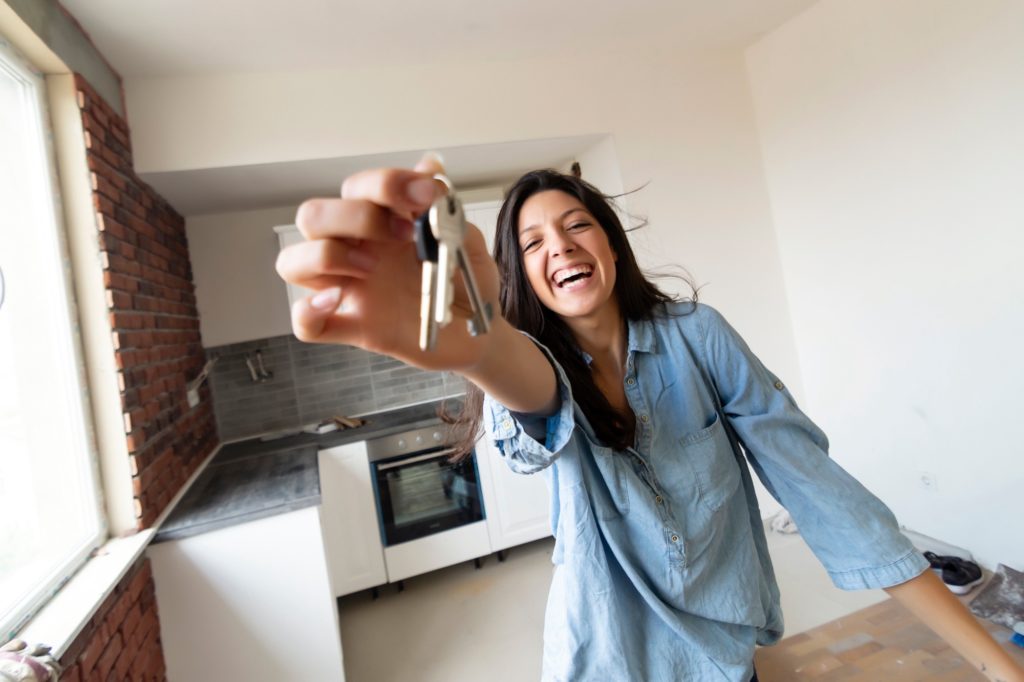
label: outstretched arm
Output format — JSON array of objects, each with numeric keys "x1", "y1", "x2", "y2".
[
  {"x1": 278, "y1": 154, "x2": 558, "y2": 414},
  {"x1": 884, "y1": 570, "x2": 1024, "y2": 682}
]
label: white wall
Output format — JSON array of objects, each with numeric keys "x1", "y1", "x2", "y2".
[
  {"x1": 129, "y1": 47, "x2": 799, "y2": 516},
  {"x1": 747, "y1": 0, "x2": 1024, "y2": 569},
  {"x1": 187, "y1": 205, "x2": 297, "y2": 347}
]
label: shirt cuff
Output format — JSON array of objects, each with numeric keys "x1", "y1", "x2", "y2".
[{"x1": 828, "y1": 547, "x2": 931, "y2": 590}]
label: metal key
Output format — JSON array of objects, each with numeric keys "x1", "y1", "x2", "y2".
[
  {"x1": 414, "y1": 174, "x2": 492, "y2": 351},
  {"x1": 414, "y1": 209, "x2": 439, "y2": 351}
]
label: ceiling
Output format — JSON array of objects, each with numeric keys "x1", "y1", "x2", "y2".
[
  {"x1": 60, "y1": 0, "x2": 817, "y2": 78},
  {"x1": 142, "y1": 135, "x2": 604, "y2": 215},
  {"x1": 56, "y1": 0, "x2": 818, "y2": 216}
]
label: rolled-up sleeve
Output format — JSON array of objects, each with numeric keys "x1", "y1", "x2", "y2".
[
  {"x1": 482, "y1": 333, "x2": 576, "y2": 474},
  {"x1": 696, "y1": 304, "x2": 929, "y2": 590}
]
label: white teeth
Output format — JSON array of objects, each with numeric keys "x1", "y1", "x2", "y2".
[{"x1": 553, "y1": 265, "x2": 594, "y2": 286}]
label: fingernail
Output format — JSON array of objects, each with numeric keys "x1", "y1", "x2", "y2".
[
  {"x1": 311, "y1": 288, "x2": 341, "y2": 311},
  {"x1": 391, "y1": 214, "x2": 414, "y2": 239},
  {"x1": 347, "y1": 249, "x2": 379, "y2": 272},
  {"x1": 416, "y1": 151, "x2": 445, "y2": 170},
  {"x1": 407, "y1": 178, "x2": 436, "y2": 205}
]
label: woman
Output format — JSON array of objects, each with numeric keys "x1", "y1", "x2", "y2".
[{"x1": 276, "y1": 155, "x2": 1023, "y2": 681}]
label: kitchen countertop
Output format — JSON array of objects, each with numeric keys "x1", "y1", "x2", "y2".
[{"x1": 153, "y1": 399, "x2": 455, "y2": 542}]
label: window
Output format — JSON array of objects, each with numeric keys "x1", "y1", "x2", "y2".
[{"x1": 0, "y1": 36, "x2": 105, "y2": 640}]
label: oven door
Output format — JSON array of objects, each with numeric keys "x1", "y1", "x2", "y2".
[{"x1": 371, "y1": 446, "x2": 485, "y2": 547}]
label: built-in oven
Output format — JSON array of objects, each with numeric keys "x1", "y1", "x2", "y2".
[{"x1": 367, "y1": 422, "x2": 491, "y2": 583}]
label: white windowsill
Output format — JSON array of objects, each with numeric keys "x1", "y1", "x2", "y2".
[
  {"x1": 13, "y1": 442, "x2": 222, "y2": 658},
  {"x1": 15, "y1": 530, "x2": 154, "y2": 658}
]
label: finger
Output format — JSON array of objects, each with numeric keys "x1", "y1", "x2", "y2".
[
  {"x1": 292, "y1": 287, "x2": 344, "y2": 343},
  {"x1": 295, "y1": 198, "x2": 414, "y2": 242},
  {"x1": 291, "y1": 288, "x2": 366, "y2": 346},
  {"x1": 414, "y1": 151, "x2": 445, "y2": 174},
  {"x1": 276, "y1": 237, "x2": 380, "y2": 286},
  {"x1": 340, "y1": 167, "x2": 441, "y2": 216}
]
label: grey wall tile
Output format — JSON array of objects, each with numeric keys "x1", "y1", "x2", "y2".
[{"x1": 206, "y1": 334, "x2": 458, "y2": 440}]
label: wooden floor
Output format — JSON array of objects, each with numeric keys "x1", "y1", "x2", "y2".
[{"x1": 754, "y1": 596, "x2": 1024, "y2": 681}]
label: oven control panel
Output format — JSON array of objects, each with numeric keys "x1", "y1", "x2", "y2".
[{"x1": 366, "y1": 421, "x2": 448, "y2": 462}]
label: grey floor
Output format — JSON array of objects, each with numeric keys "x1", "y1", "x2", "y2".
[{"x1": 336, "y1": 526, "x2": 888, "y2": 682}]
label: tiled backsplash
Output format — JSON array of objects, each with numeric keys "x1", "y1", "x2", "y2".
[{"x1": 207, "y1": 334, "x2": 464, "y2": 441}]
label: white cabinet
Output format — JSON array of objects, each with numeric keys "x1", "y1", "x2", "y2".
[
  {"x1": 274, "y1": 224, "x2": 313, "y2": 311},
  {"x1": 474, "y1": 432, "x2": 552, "y2": 552},
  {"x1": 149, "y1": 507, "x2": 345, "y2": 682},
  {"x1": 318, "y1": 442, "x2": 388, "y2": 596},
  {"x1": 463, "y1": 200, "x2": 502, "y2": 252}
]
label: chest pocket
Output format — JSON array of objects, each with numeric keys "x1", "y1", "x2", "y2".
[{"x1": 678, "y1": 412, "x2": 741, "y2": 513}]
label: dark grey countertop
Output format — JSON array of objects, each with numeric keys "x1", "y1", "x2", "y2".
[{"x1": 153, "y1": 399, "x2": 456, "y2": 542}]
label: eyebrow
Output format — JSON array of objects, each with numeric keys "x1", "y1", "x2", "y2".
[{"x1": 520, "y1": 208, "x2": 588, "y2": 236}]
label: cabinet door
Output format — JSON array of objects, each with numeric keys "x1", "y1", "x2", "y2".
[
  {"x1": 274, "y1": 224, "x2": 313, "y2": 310},
  {"x1": 318, "y1": 442, "x2": 388, "y2": 596},
  {"x1": 476, "y1": 433, "x2": 552, "y2": 552},
  {"x1": 464, "y1": 201, "x2": 502, "y2": 253},
  {"x1": 149, "y1": 508, "x2": 346, "y2": 682}
]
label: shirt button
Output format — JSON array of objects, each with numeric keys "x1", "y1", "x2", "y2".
[
  {"x1": 503, "y1": 419, "x2": 513, "y2": 428},
  {"x1": 671, "y1": 534, "x2": 679, "y2": 543},
  {"x1": 626, "y1": 377, "x2": 636, "y2": 386},
  {"x1": 655, "y1": 495, "x2": 663, "y2": 504},
  {"x1": 774, "y1": 380, "x2": 785, "y2": 390},
  {"x1": 640, "y1": 414, "x2": 649, "y2": 423}
]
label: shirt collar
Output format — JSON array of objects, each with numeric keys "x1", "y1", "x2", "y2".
[
  {"x1": 628, "y1": 316, "x2": 657, "y2": 354},
  {"x1": 576, "y1": 316, "x2": 657, "y2": 366}
]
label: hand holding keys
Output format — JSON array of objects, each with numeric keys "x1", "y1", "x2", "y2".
[{"x1": 414, "y1": 174, "x2": 493, "y2": 351}]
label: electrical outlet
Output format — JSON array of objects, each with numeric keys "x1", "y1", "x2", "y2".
[{"x1": 918, "y1": 471, "x2": 937, "y2": 492}]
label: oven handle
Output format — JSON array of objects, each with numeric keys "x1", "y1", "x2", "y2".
[{"x1": 376, "y1": 447, "x2": 460, "y2": 471}]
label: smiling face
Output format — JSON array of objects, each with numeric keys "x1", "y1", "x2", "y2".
[{"x1": 517, "y1": 190, "x2": 618, "y2": 323}]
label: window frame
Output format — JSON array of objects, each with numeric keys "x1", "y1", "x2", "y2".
[{"x1": 0, "y1": 35, "x2": 108, "y2": 641}]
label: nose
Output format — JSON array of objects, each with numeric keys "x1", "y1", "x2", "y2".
[{"x1": 547, "y1": 230, "x2": 576, "y2": 258}]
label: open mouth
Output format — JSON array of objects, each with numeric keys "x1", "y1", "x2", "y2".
[{"x1": 553, "y1": 265, "x2": 594, "y2": 288}]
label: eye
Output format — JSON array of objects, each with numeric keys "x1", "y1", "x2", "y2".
[
  {"x1": 567, "y1": 222, "x2": 590, "y2": 231},
  {"x1": 521, "y1": 239, "x2": 540, "y2": 253}
]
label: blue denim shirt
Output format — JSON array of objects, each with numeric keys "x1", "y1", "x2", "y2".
[{"x1": 483, "y1": 302, "x2": 928, "y2": 681}]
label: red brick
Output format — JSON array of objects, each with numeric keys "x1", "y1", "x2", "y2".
[
  {"x1": 78, "y1": 631, "x2": 106, "y2": 676},
  {"x1": 91, "y1": 103, "x2": 109, "y2": 129},
  {"x1": 101, "y1": 596, "x2": 131, "y2": 639},
  {"x1": 94, "y1": 631, "x2": 122, "y2": 680},
  {"x1": 113, "y1": 645, "x2": 135, "y2": 680},
  {"x1": 93, "y1": 193, "x2": 116, "y2": 216},
  {"x1": 119, "y1": 598, "x2": 144, "y2": 640}
]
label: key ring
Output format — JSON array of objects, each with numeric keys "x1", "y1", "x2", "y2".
[
  {"x1": 432, "y1": 173, "x2": 456, "y2": 195},
  {"x1": 432, "y1": 174, "x2": 459, "y2": 215}
]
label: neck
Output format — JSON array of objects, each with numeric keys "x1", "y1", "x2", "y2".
[{"x1": 565, "y1": 298, "x2": 627, "y2": 373}]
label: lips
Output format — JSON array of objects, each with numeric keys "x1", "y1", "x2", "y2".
[{"x1": 551, "y1": 263, "x2": 594, "y2": 287}]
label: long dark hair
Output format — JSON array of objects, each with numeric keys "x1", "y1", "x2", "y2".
[{"x1": 446, "y1": 169, "x2": 697, "y2": 455}]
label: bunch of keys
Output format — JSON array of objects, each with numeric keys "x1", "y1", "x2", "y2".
[{"x1": 414, "y1": 174, "x2": 493, "y2": 351}]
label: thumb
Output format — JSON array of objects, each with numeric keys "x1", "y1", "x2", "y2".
[
  {"x1": 408, "y1": 151, "x2": 449, "y2": 221},
  {"x1": 414, "y1": 151, "x2": 446, "y2": 176}
]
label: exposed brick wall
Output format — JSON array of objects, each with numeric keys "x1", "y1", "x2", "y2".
[
  {"x1": 58, "y1": 559, "x2": 165, "y2": 681},
  {"x1": 52, "y1": 74, "x2": 221, "y2": 680},
  {"x1": 73, "y1": 73, "x2": 219, "y2": 529}
]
